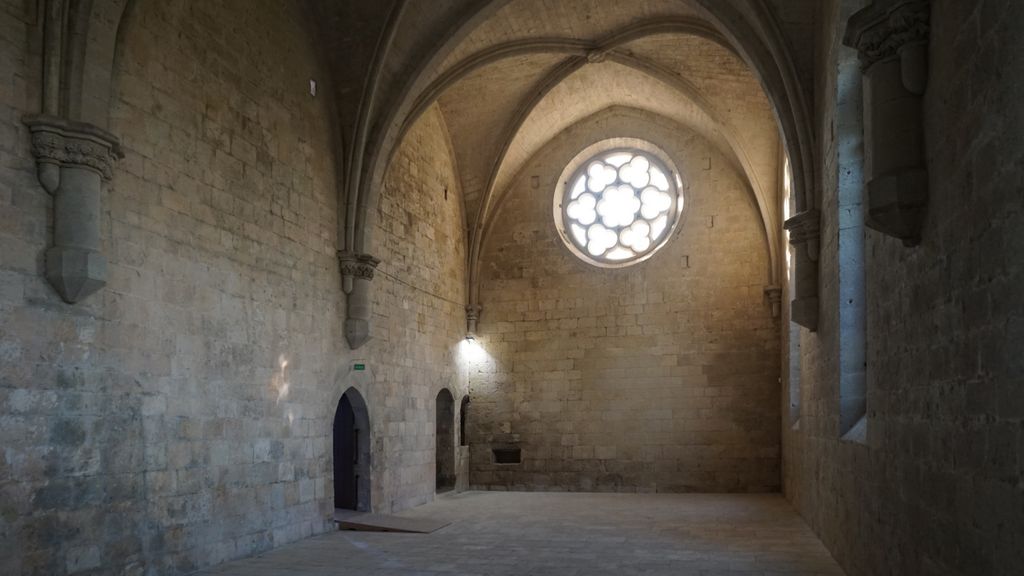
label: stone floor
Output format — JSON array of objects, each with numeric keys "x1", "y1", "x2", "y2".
[{"x1": 198, "y1": 491, "x2": 845, "y2": 575}]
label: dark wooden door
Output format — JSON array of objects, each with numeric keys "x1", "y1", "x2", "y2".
[{"x1": 334, "y1": 395, "x2": 357, "y2": 509}]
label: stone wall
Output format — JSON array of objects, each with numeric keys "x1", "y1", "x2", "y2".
[
  {"x1": 0, "y1": 1, "x2": 468, "y2": 574},
  {"x1": 365, "y1": 103, "x2": 469, "y2": 513},
  {"x1": 468, "y1": 108, "x2": 781, "y2": 493},
  {"x1": 784, "y1": 0, "x2": 1024, "y2": 574},
  {"x1": 1, "y1": 2, "x2": 341, "y2": 573}
]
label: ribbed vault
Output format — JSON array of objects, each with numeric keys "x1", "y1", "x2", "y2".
[
  {"x1": 391, "y1": 11, "x2": 789, "y2": 313},
  {"x1": 303, "y1": 0, "x2": 819, "y2": 335}
]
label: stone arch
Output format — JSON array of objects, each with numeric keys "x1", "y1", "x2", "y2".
[
  {"x1": 435, "y1": 388, "x2": 456, "y2": 493},
  {"x1": 28, "y1": 0, "x2": 170, "y2": 129},
  {"x1": 354, "y1": 0, "x2": 816, "y2": 261},
  {"x1": 334, "y1": 386, "x2": 371, "y2": 511},
  {"x1": 97, "y1": 0, "x2": 330, "y2": 128},
  {"x1": 27, "y1": 0, "x2": 345, "y2": 305},
  {"x1": 397, "y1": 17, "x2": 734, "y2": 145},
  {"x1": 689, "y1": 0, "x2": 817, "y2": 216},
  {"x1": 338, "y1": 0, "x2": 516, "y2": 254},
  {"x1": 366, "y1": 21, "x2": 752, "y2": 261},
  {"x1": 451, "y1": 52, "x2": 781, "y2": 306},
  {"x1": 476, "y1": 105, "x2": 775, "y2": 306}
]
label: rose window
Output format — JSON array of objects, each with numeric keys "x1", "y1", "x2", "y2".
[{"x1": 557, "y1": 149, "x2": 682, "y2": 267}]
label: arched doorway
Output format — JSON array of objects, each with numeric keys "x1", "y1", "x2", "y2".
[
  {"x1": 334, "y1": 387, "x2": 370, "y2": 511},
  {"x1": 435, "y1": 389, "x2": 456, "y2": 493},
  {"x1": 460, "y1": 395, "x2": 470, "y2": 446}
]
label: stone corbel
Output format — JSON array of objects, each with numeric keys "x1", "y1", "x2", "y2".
[
  {"x1": 339, "y1": 251, "x2": 380, "y2": 350},
  {"x1": 845, "y1": 0, "x2": 930, "y2": 247},
  {"x1": 784, "y1": 209, "x2": 820, "y2": 331},
  {"x1": 465, "y1": 305, "x2": 482, "y2": 338},
  {"x1": 24, "y1": 114, "x2": 122, "y2": 303},
  {"x1": 784, "y1": 209, "x2": 821, "y2": 262},
  {"x1": 763, "y1": 286, "x2": 782, "y2": 319}
]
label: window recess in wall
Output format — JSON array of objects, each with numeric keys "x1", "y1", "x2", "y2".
[
  {"x1": 783, "y1": 156, "x2": 802, "y2": 429},
  {"x1": 838, "y1": 0, "x2": 868, "y2": 443},
  {"x1": 492, "y1": 447, "x2": 522, "y2": 464}
]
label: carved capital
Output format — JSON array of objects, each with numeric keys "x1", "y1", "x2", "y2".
[
  {"x1": 466, "y1": 304, "x2": 482, "y2": 337},
  {"x1": 844, "y1": 0, "x2": 930, "y2": 71},
  {"x1": 846, "y1": 1, "x2": 931, "y2": 246},
  {"x1": 338, "y1": 252, "x2": 381, "y2": 282},
  {"x1": 338, "y1": 252, "x2": 380, "y2": 350},
  {"x1": 764, "y1": 286, "x2": 783, "y2": 319},
  {"x1": 784, "y1": 209, "x2": 820, "y2": 331},
  {"x1": 22, "y1": 115, "x2": 119, "y2": 303},
  {"x1": 24, "y1": 114, "x2": 122, "y2": 188}
]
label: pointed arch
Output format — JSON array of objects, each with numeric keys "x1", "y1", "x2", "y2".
[
  {"x1": 334, "y1": 387, "x2": 371, "y2": 511},
  {"x1": 435, "y1": 388, "x2": 456, "y2": 493}
]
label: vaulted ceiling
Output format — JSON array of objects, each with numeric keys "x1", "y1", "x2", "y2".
[{"x1": 309, "y1": 0, "x2": 821, "y2": 300}]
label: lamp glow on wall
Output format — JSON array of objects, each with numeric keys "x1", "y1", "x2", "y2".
[{"x1": 459, "y1": 338, "x2": 486, "y2": 364}]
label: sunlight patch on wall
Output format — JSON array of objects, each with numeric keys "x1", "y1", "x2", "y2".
[{"x1": 271, "y1": 354, "x2": 291, "y2": 404}]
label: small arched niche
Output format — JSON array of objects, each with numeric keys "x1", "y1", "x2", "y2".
[{"x1": 334, "y1": 387, "x2": 371, "y2": 511}]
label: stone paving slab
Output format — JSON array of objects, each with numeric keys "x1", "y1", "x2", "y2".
[{"x1": 198, "y1": 492, "x2": 845, "y2": 576}]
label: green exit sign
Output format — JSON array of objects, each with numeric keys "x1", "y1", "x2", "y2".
[{"x1": 353, "y1": 363, "x2": 366, "y2": 371}]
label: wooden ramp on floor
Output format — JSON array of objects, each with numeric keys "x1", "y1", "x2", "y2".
[{"x1": 333, "y1": 509, "x2": 451, "y2": 534}]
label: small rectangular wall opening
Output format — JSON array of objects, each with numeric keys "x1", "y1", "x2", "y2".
[{"x1": 492, "y1": 448, "x2": 521, "y2": 464}]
